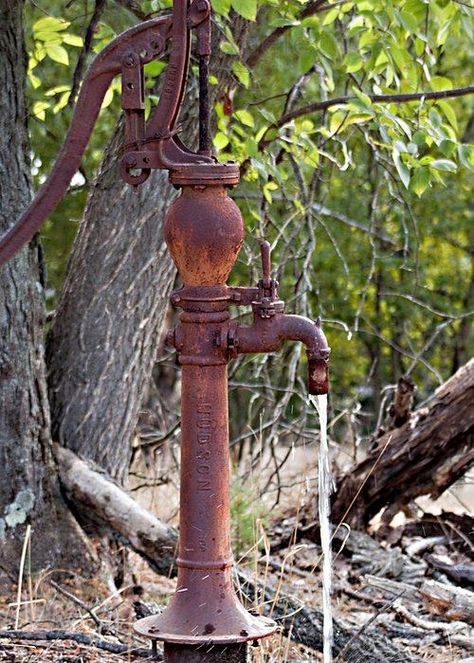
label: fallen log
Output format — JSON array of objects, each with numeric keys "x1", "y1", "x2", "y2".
[
  {"x1": 420, "y1": 579, "x2": 474, "y2": 625},
  {"x1": 332, "y1": 360, "x2": 474, "y2": 529},
  {"x1": 0, "y1": 630, "x2": 155, "y2": 659},
  {"x1": 55, "y1": 444, "x2": 178, "y2": 575},
  {"x1": 236, "y1": 568, "x2": 421, "y2": 662}
]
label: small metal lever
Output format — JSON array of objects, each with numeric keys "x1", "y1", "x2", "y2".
[
  {"x1": 260, "y1": 240, "x2": 271, "y2": 289},
  {"x1": 253, "y1": 240, "x2": 283, "y2": 319}
]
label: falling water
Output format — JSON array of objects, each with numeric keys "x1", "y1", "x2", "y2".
[{"x1": 310, "y1": 394, "x2": 334, "y2": 663}]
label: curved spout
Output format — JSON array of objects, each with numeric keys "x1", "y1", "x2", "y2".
[{"x1": 234, "y1": 314, "x2": 330, "y2": 394}]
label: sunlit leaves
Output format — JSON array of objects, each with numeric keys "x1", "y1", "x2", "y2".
[
  {"x1": 232, "y1": 61, "x2": 251, "y2": 88},
  {"x1": 392, "y1": 144, "x2": 411, "y2": 188},
  {"x1": 45, "y1": 43, "x2": 69, "y2": 65},
  {"x1": 32, "y1": 16, "x2": 82, "y2": 67},
  {"x1": 232, "y1": 0, "x2": 257, "y2": 21},
  {"x1": 28, "y1": 13, "x2": 85, "y2": 123},
  {"x1": 411, "y1": 166, "x2": 430, "y2": 197}
]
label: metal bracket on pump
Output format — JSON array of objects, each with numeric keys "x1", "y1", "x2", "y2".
[{"x1": 0, "y1": 0, "x2": 239, "y2": 268}]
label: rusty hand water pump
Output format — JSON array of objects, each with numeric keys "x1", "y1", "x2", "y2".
[{"x1": 0, "y1": 2, "x2": 330, "y2": 660}]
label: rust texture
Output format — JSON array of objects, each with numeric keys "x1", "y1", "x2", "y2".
[
  {"x1": 0, "y1": 0, "x2": 330, "y2": 659},
  {"x1": 163, "y1": 643, "x2": 247, "y2": 662},
  {"x1": 135, "y1": 188, "x2": 329, "y2": 651}
]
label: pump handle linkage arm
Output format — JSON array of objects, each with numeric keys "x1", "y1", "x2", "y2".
[{"x1": 0, "y1": 0, "x2": 214, "y2": 268}]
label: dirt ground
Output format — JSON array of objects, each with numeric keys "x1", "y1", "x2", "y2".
[{"x1": 1, "y1": 440, "x2": 472, "y2": 661}]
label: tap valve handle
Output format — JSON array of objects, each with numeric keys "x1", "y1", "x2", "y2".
[
  {"x1": 253, "y1": 240, "x2": 284, "y2": 318},
  {"x1": 260, "y1": 241, "x2": 272, "y2": 289}
]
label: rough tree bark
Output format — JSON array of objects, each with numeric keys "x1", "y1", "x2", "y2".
[
  {"x1": 0, "y1": 0, "x2": 96, "y2": 576},
  {"x1": 332, "y1": 359, "x2": 474, "y2": 529},
  {"x1": 46, "y1": 124, "x2": 176, "y2": 484}
]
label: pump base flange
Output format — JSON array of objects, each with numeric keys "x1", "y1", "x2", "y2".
[{"x1": 134, "y1": 601, "x2": 276, "y2": 646}]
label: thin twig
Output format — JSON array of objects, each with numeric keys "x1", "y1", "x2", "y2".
[
  {"x1": 49, "y1": 579, "x2": 104, "y2": 630},
  {"x1": 15, "y1": 525, "x2": 31, "y2": 630},
  {"x1": 69, "y1": 0, "x2": 108, "y2": 107}
]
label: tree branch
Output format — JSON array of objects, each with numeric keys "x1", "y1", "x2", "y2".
[
  {"x1": 259, "y1": 85, "x2": 474, "y2": 148},
  {"x1": 68, "y1": 0, "x2": 108, "y2": 108},
  {"x1": 246, "y1": 0, "x2": 332, "y2": 68}
]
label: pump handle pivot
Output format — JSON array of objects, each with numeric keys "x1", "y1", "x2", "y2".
[{"x1": 0, "y1": 0, "x2": 236, "y2": 268}]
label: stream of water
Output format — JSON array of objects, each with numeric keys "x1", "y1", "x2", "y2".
[{"x1": 310, "y1": 394, "x2": 334, "y2": 663}]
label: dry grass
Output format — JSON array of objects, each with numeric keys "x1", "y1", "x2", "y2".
[{"x1": 1, "y1": 441, "x2": 472, "y2": 662}]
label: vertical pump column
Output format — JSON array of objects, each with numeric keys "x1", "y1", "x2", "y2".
[{"x1": 134, "y1": 183, "x2": 277, "y2": 659}]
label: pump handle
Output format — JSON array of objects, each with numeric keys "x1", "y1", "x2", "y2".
[{"x1": 0, "y1": 0, "x2": 215, "y2": 268}]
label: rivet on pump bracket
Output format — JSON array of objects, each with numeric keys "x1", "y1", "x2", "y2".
[{"x1": 0, "y1": 1, "x2": 330, "y2": 660}]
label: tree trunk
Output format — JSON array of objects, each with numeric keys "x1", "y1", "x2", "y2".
[
  {"x1": 46, "y1": 124, "x2": 176, "y2": 484},
  {"x1": 332, "y1": 360, "x2": 474, "y2": 529},
  {"x1": 0, "y1": 0, "x2": 96, "y2": 577}
]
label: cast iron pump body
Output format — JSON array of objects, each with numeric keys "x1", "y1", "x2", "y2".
[{"x1": 0, "y1": 1, "x2": 330, "y2": 660}]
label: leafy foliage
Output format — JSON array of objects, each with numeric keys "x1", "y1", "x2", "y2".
[{"x1": 23, "y1": 1, "x2": 473, "y2": 448}]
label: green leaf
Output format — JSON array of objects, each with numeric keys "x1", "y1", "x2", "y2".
[
  {"x1": 45, "y1": 43, "x2": 69, "y2": 65},
  {"x1": 101, "y1": 86, "x2": 114, "y2": 109},
  {"x1": 33, "y1": 17, "x2": 70, "y2": 33},
  {"x1": 220, "y1": 41, "x2": 239, "y2": 55},
  {"x1": 63, "y1": 33, "x2": 84, "y2": 47},
  {"x1": 232, "y1": 61, "x2": 250, "y2": 88},
  {"x1": 322, "y1": 8, "x2": 340, "y2": 25},
  {"x1": 319, "y1": 32, "x2": 338, "y2": 59},
  {"x1": 329, "y1": 110, "x2": 346, "y2": 134},
  {"x1": 235, "y1": 109, "x2": 254, "y2": 127},
  {"x1": 35, "y1": 32, "x2": 62, "y2": 44},
  {"x1": 144, "y1": 60, "x2": 166, "y2": 77},
  {"x1": 397, "y1": 10, "x2": 419, "y2": 32},
  {"x1": 345, "y1": 112, "x2": 373, "y2": 126},
  {"x1": 263, "y1": 181, "x2": 278, "y2": 203},
  {"x1": 32, "y1": 101, "x2": 50, "y2": 121},
  {"x1": 44, "y1": 85, "x2": 71, "y2": 97},
  {"x1": 430, "y1": 76, "x2": 452, "y2": 91},
  {"x1": 214, "y1": 132, "x2": 230, "y2": 150},
  {"x1": 458, "y1": 144, "x2": 474, "y2": 170},
  {"x1": 411, "y1": 167, "x2": 429, "y2": 197},
  {"x1": 344, "y1": 52, "x2": 363, "y2": 73},
  {"x1": 352, "y1": 87, "x2": 372, "y2": 109},
  {"x1": 430, "y1": 159, "x2": 457, "y2": 172},
  {"x1": 212, "y1": 0, "x2": 231, "y2": 15},
  {"x1": 232, "y1": 0, "x2": 257, "y2": 21},
  {"x1": 439, "y1": 139, "x2": 456, "y2": 158},
  {"x1": 392, "y1": 149, "x2": 411, "y2": 188},
  {"x1": 28, "y1": 72, "x2": 41, "y2": 89},
  {"x1": 437, "y1": 100, "x2": 458, "y2": 133},
  {"x1": 53, "y1": 91, "x2": 70, "y2": 113}
]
